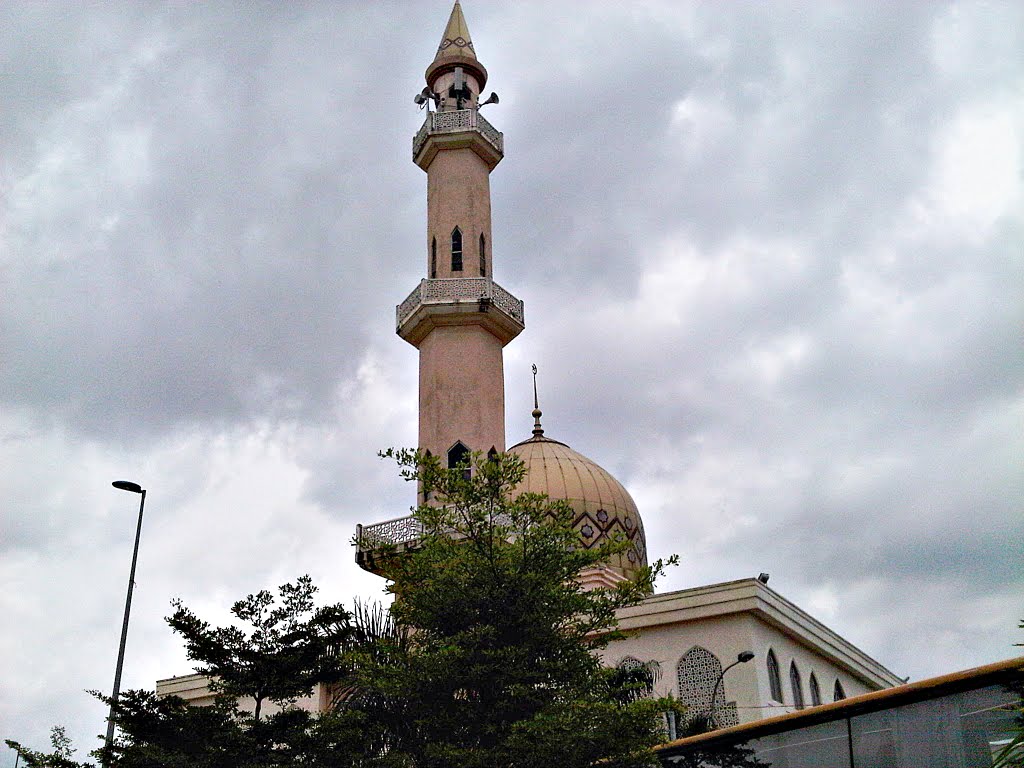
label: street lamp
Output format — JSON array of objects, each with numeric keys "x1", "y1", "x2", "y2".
[
  {"x1": 103, "y1": 480, "x2": 147, "y2": 766},
  {"x1": 706, "y1": 650, "x2": 755, "y2": 730}
]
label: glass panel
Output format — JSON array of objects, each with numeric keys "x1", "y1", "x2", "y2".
[
  {"x1": 746, "y1": 720, "x2": 852, "y2": 768},
  {"x1": 852, "y1": 684, "x2": 1023, "y2": 767},
  {"x1": 958, "y1": 684, "x2": 1023, "y2": 767},
  {"x1": 666, "y1": 681, "x2": 1022, "y2": 768},
  {"x1": 851, "y1": 709, "x2": 897, "y2": 767}
]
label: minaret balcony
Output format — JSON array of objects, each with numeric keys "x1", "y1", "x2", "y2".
[
  {"x1": 397, "y1": 277, "x2": 524, "y2": 347},
  {"x1": 413, "y1": 109, "x2": 504, "y2": 170},
  {"x1": 355, "y1": 514, "x2": 421, "y2": 575},
  {"x1": 355, "y1": 511, "x2": 513, "y2": 576}
]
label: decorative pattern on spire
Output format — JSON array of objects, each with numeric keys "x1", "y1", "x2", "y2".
[
  {"x1": 438, "y1": 36, "x2": 474, "y2": 53},
  {"x1": 435, "y1": 1, "x2": 477, "y2": 60}
]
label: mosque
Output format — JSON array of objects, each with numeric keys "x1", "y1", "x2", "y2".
[
  {"x1": 159, "y1": 2, "x2": 901, "y2": 731},
  {"x1": 351, "y1": 1, "x2": 902, "y2": 735}
]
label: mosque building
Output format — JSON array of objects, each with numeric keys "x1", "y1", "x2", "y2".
[
  {"x1": 159, "y1": 2, "x2": 901, "y2": 730},
  {"x1": 351, "y1": 2, "x2": 902, "y2": 734}
]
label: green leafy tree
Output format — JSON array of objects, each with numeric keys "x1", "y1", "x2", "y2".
[
  {"x1": 657, "y1": 745, "x2": 767, "y2": 768},
  {"x1": 6, "y1": 726, "x2": 90, "y2": 768},
  {"x1": 9, "y1": 449, "x2": 690, "y2": 768},
  {"x1": 166, "y1": 575, "x2": 352, "y2": 721},
  {"x1": 358, "y1": 448, "x2": 682, "y2": 768},
  {"x1": 7, "y1": 578, "x2": 378, "y2": 768}
]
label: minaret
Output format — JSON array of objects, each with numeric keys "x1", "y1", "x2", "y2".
[{"x1": 397, "y1": 2, "x2": 523, "y2": 491}]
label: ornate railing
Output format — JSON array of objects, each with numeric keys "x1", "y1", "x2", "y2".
[
  {"x1": 397, "y1": 277, "x2": 524, "y2": 329},
  {"x1": 412, "y1": 109, "x2": 504, "y2": 159},
  {"x1": 357, "y1": 515, "x2": 422, "y2": 551},
  {"x1": 356, "y1": 512, "x2": 515, "y2": 553}
]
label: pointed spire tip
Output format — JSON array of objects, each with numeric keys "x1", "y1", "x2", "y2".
[{"x1": 531, "y1": 364, "x2": 544, "y2": 437}]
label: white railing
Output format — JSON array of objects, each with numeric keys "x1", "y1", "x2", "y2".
[
  {"x1": 356, "y1": 512, "x2": 516, "y2": 552},
  {"x1": 413, "y1": 109, "x2": 504, "y2": 159},
  {"x1": 356, "y1": 515, "x2": 422, "y2": 551},
  {"x1": 396, "y1": 277, "x2": 524, "y2": 329}
]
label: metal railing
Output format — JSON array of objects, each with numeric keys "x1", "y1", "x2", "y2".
[
  {"x1": 356, "y1": 511, "x2": 516, "y2": 553},
  {"x1": 396, "y1": 277, "x2": 524, "y2": 329},
  {"x1": 413, "y1": 108, "x2": 504, "y2": 159},
  {"x1": 356, "y1": 514, "x2": 422, "y2": 551}
]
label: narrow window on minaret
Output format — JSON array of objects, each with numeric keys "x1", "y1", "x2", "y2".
[
  {"x1": 451, "y1": 227, "x2": 463, "y2": 272},
  {"x1": 431, "y1": 238, "x2": 437, "y2": 278},
  {"x1": 422, "y1": 449, "x2": 433, "y2": 500},
  {"x1": 479, "y1": 233, "x2": 487, "y2": 276},
  {"x1": 448, "y1": 441, "x2": 470, "y2": 480}
]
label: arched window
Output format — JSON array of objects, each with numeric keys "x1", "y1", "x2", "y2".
[
  {"x1": 616, "y1": 656, "x2": 654, "y2": 699},
  {"x1": 451, "y1": 227, "x2": 463, "y2": 272},
  {"x1": 809, "y1": 672, "x2": 822, "y2": 706},
  {"x1": 479, "y1": 233, "x2": 486, "y2": 276},
  {"x1": 790, "y1": 661, "x2": 804, "y2": 710},
  {"x1": 431, "y1": 237, "x2": 437, "y2": 278},
  {"x1": 833, "y1": 679, "x2": 846, "y2": 702},
  {"x1": 766, "y1": 650, "x2": 783, "y2": 703},
  {"x1": 677, "y1": 646, "x2": 737, "y2": 728},
  {"x1": 487, "y1": 446, "x2": 498, "y2": 462},
  {"x1": 447, "y1": 441, "x2": 470, "y2": 479}
]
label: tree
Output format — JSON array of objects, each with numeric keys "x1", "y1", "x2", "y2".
[
  {"x1": 7, "y1": 578, "x2": 377, "y2": 768},
  {"x1": 8, "y1": 449, "x2": 683, "y2": 768},
  {"x1": 358, "y1": 448, "x2": 682, "y2": 768},
  {"x1": 166, "y1": 574, "x2": 352, "y2": 721},
  {"x1": 6, "y1": 727, "x2": 89, "y2": 768}
]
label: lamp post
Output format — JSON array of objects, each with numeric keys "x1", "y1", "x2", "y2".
[
  {"x1": 104, "y1": 480, "x2": 146, "y2": 766},
  {"x1": 706, "y1": 650, "x2": 755, "y2": 730}
]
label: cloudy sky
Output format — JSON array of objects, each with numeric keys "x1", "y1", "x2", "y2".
[{"x1": 2, "y1": 0, "x2": 1022, "y2": 755}]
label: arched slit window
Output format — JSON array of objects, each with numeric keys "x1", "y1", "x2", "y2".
[
  {"x1": 766, "y1": 649, "x2": 783, "y2": 703},
  {"x1": 487, "y1": 446, "x2": 498, "y2": 462},
  {"x1": 790, "y1": 661, "x2": 804, "y2": 710},
  {"x1": 431, "y1": 237, "x2": 437, "y2": 278},
  {"x1": 809, "y1": 672, "x2": 821, "y2": 706},
  {"x1": 479, "y1": 233, "x2": 487, "y2": 276},
  {"x1": 447, "y1": 441, "x2": 470, "y2": 479},
  {"x1": 451, "y1": 227, "x2": 463, "y2": 272},
  {"x1": 422, "y1": 449, "x2": 433, "y2": 500},
  {"x1": 833, "y1": 679, "x2": 846, "y2": 702}
]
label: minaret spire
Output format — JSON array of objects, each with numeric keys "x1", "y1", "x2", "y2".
[
  {"x1": 435, "y1": 1, "x2": 476, "y2": 61},
  {"x1": 424, "y1": 2, "x2": 489, "y2": 114},
  {"x1": 396, "y1": 3, "x2": 523, "y2": 502}
]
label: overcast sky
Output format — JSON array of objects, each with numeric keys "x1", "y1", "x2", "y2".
[{"x1": 2, "y1": 0, "x2": 1022, "y2": 757}]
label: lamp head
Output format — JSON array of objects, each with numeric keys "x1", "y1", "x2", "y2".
[
  {"x1": 112, "y1": 480, "x2": 144, "y2": 494},
  {"x1": 737, "y1": 651, "x2": 755, "y2": 663}
]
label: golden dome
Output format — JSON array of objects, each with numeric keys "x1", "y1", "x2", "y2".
[{"x1": 507, "y1": 433, "x2": 648, "y2": 581}]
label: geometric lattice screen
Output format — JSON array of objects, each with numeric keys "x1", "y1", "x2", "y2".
[
  {"x1": 676, "y1": 646, "x2": 739, "y2": 728},
  {"x1": 616, "y1": 656, "x2": 654, "y2": 698}
]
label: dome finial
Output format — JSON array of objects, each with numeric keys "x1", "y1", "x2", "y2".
[{"x1": 531, "y1": 363, "x2": 544, "y2": 437}]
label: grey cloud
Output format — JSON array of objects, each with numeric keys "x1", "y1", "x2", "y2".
[{"x1": 2, "y1": 0, "x2": 1021, "y2": 757}]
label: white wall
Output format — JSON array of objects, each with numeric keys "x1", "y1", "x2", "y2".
[{"x1": 603, "y1": 610, "x2": 884, "y2": 725}]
